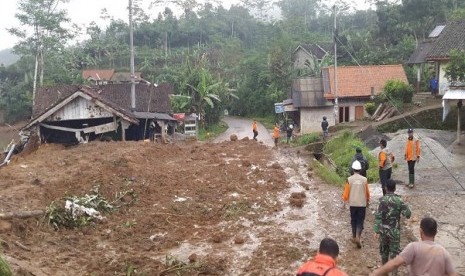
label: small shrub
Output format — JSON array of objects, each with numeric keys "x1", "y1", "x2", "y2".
[
  {"x1": 0, "y1": 255, "x2": 12, "y2": 276},
  {"x1": 382, "y1": 80, "x2": 414, "y2": 104},
  {"x1": 322, "y1": 131, "x2": 379, "y2": 183},
  {"x1": 311, "y1": 160, "x2": 345, "y2": 186},
  {"x1": 292, "y1": 133, "x2": 319, "y2": 146},
  {"x1": 365, "y1": 102, "x2": 376, "y2": 116}
]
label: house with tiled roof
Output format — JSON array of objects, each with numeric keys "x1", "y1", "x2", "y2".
[
  {"x1": 21, "y1": 83, "x2": 176, "y2": 144},
  {"x1": 290, "y1": 65, "x2": 408, "y2": 134},
  {"x1": 110, "y1": 72, "x2": 148, "y2": 84},
  {"x1": 82, "y1": 69, "x2": 115, "y2": 85},
  {"x1": 82, "y1": 70, "x2": 147, "y2": 85},
  {"x1": 426, "y1": 20, "x2": 465, "y2": 95},
  {"x1": 293, "y1": 43, "x2": 333, "y2": 76},
  {"x1": 407, "y1": 20, "x2": 465, "y2": 95}
]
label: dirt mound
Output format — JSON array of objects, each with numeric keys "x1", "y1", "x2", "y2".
[
  {"x1": 369, "y1": 129, "x2": 459, "y2": 169},
  {"x1": 0, "y1": 140, "x2": 287, "y2": 275}
]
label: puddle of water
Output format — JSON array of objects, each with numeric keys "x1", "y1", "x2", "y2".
[
  {"x1": 153, "y1": 150, "x2": 335, "y2": 274},
  {"x1": 160, "y1": 242, "x2": 213, "y2": 263}
]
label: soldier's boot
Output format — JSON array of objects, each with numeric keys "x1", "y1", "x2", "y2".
[
  {"x1": 382, "y1": 187, "x2": 387, "y2": 196},
  {"x1": 381, "y1": 256, "x2": 388, "y2": 265},
  {"x1": 408, "y1": 174, "x2": 415, "y2": 188}
]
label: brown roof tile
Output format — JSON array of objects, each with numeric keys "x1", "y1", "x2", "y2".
[
  {"x1": 33, "y1": 83, "x2": 174, "y2": 118},
  {"x1": 98, "y1": 83, "x2": 173, "y2": 113},
  {"x1": 82, "y1": 69, "x2": 115, "y2": 80},
  {"x1": 322, "y1": 65, "x2": 408, "y2": 99},
  {"x1": 110, "y1": 72, "x2": 143, "y2": 83}
]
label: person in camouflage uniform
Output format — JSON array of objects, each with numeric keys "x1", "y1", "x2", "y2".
[{"x1": 374, "y1": 179, "x2": 411, "y2": 273}]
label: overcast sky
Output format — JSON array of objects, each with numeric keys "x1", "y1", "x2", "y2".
[{"x1": 0, "y1": 0, "x2": 370, "y2": 51}]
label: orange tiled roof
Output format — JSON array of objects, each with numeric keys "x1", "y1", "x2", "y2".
[
  {"x1": 82, "y1": 69, "x2": 115, "y2": 81},
  {"x1": 323, "y1": 65, "x2": 408, "y2": 99}
]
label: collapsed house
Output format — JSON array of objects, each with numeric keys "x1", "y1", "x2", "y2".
[{"x1": 21, "y1": 83, "x2": 176, "y2": 144}]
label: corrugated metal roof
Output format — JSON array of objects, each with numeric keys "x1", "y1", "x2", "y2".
[
  {"x1": 133, "y1": 112, "x2": 176, "y2": 121},
  {"x1": 428, "y1": 25, "x2": 445, "y2": 38},
  {"x1": 442, "y1": 89, "x2": 465, "y2": 100}
]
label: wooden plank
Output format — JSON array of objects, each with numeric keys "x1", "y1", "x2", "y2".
[{"x1": 0, "y1": 210, "x2": 44, "y2": 219}]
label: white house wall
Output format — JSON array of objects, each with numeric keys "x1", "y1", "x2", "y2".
[
  {"x1": 300, "y1": 106, "x2": 334, "y2": 133},
  {"x1": 339, "y1": 99, "x2": 367, "y2": 122},
  {"x1": 299, "y1": 99, "x2": 367, "y2": 134},
  {"x1": 294, "y1": 49, "x2": 314, "y2": 70},
  {"x1": 48, "y1": 96, "x2": 113, "y2": 121},
  {"x1": 438, "y1": 60, "x2": 449, "y2": 96}
]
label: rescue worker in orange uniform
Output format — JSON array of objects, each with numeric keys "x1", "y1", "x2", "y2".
[
  {"x1": 342, "y1": 160, "x2": 370, "y2": 249},
  {"x1": 378, "y1": 139, "x2": 395, "y2": 196},
  {"x1": 273, "y1": 122, "x2": 280, "y2": 147},
  {"x1": 404, "y1": 128, "x2": 420, "y2": 188},
  {"x1": 296, "y1": 238, "x2": 348, "y2": 276},
  {"x1": 252, "y1": 120, "x2": 258, "y2": 141}
]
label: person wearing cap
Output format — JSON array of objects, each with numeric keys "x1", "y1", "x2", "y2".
[
  {"x1": 404, "y1": 128, "x2": 420, "y2": 188},
  {"x1": 374, "y1": 179, "x2": 411, "y2": 275},
  {"x1": 349, "y1": 147, "x2": 369, "y2": 177},
  {"x1": 321, "y1": 116, "x2": 329, "y2": 139},
  {"x1": 379, "y1": 139, "x2": 395, "y2": 196},
  {"x1": 296, "y1": 238, "x2": 348, "y2": 276},
  {"x1": 342, "y1": 160, "x2": 370, "y2": 248}
]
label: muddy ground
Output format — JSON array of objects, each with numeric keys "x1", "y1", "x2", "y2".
[{"x1": 0, "y1": 129, "x2": 464, "y2": 275}]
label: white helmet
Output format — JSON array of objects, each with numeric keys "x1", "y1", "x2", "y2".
[{"x1": 352, "y1": 160, "x2": 362, "y2": 170}]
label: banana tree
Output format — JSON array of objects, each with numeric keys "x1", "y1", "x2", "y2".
[{"x1": 186, "y1": 68, "x2": 221, "y2": 126}]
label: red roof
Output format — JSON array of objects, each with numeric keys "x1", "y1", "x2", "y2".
[
  {"x1": 323, "y1": 65, "x2": 408, "y2": 99},
  {"x1": 82, "y1": 69, "x2": 115, "y2": 81}
]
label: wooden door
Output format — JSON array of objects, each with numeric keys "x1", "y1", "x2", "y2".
[{"x1": 355, "y1": 106, "x2": 364, "y2": 120}]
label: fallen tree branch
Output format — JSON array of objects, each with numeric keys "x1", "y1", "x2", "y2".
[
  {"x1": 153, "y1": 212, "x2": 186, "y2": 217},
  {"x1": 0, "y1": 210, "x2": 45, "y2": 220},
  {"x1": 14, "y1": 241, "x2": 31, "y2": 251}
]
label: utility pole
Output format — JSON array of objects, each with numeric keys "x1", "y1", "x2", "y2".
[
  {"x1": 333, "y1": 5, "x2": 338, "y2": 124},
  {"x1": 129, "y1": 0, "x2": 136, "y2": 111}
]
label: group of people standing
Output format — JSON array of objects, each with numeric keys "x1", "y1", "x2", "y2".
[
  {"x1": 297, "y1": 128, "x2": 459, "y2": 275},
  {"x1": 252, "y1": 120, "x2": 294, "y2": 147}
]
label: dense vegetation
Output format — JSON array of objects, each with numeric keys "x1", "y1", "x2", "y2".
[{"x1": 1, "y1": 0, "x2": 465, "y2": 123}]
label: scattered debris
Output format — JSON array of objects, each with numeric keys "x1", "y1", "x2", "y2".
[
  {"x1": 46, "y1": 186, "x2": 136, "y2": 230},
  {"x1": 289, "y1": 192, "x2": 306, "y2": 208},
  {"x1": 160, "y1": 255, "x2": 204, "y2": 275}
]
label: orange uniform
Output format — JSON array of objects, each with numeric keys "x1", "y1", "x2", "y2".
[
  {"x1": 378, "y1": 150, "x2": 395, "y2": 169},
  {"x1": 296, "y1": 254, "x2": 348, "y2": 276},
  {"x1": 342, "y1": 174, "x2": 370, "y2": 206},
  {"x1": 405, "y1": 138, "x2": 420, "y2": 161},
  {"x1": 273, "y1": 126, "x2": 280, "y2": 138}
]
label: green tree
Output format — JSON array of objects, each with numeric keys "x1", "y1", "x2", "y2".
[
  {"x1": 444, "y1": 50, "x2": 465, "y2": 84},
  {"x1": 8, "y1": 0, "x2": 73, "y2": 106}
]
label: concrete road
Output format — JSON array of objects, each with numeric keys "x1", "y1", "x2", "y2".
[{"x1": 213, "y1": 116, "x2": 274, "y2": 147}]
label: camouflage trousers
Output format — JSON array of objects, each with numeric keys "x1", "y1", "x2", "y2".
[{"x1": 379, "y1": 232, "x2": 401, "y2": 264}]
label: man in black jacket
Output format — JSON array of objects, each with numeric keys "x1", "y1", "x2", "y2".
[{"x1": 350, "y1": 147, "x2": 369, "y2": 177}]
